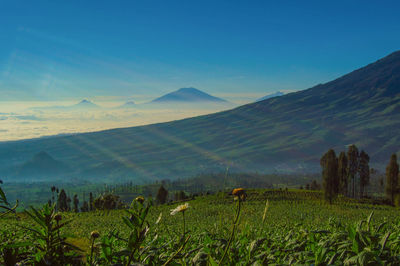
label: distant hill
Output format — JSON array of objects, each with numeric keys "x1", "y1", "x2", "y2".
[
  {"x1": 10, "y1": 151, "x2": 70, "y2": 180},
  {"x1": 30, "y1": 99, "x2": 100, "y2": 111},
  {"x1": 119, "y1": 101, "x2": 135, "y2": 108},
  {"x1": 256, "y1": 91, "x2": 285, "y2": 102},
  {"x1": 1, "y1": 51, "x2": 400, "y2": 182},
  {"x1": 151, "y1": 88, "x2": 227, "y2": 103}
]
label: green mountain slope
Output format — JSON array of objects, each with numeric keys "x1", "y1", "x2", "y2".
[{"x1": 1, "y1": 51, "x2": 400, "y2": 182}]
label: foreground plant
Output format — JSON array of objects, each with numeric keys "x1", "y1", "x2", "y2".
[
  {"x1": 121, "y1": 196, "x2": 152, "y2": 265},
  {"x1": 0, "y1": 184, "x2": 26, "y2": 265},
  {"x1": 161, "y1": 203, "x2": 192, "y2": 266},
  {"x1": 219, "y1": 188, "x2": 246, "y2": 265},
  {"x1": 0, "y1": 183, "x2": 18, "y2": 218},
  {"x1": 88, "y1": 230, "x2": 100, "y2": 265},
  {"x1": 22, "y1": 204, "x2": 81, "y2": 265},
  {"x1": 91, "y1": 196, "x2": 156, "y2": 265},
  {"x1": 170, "y1": 202, "x2": 190, "y2": 237}
]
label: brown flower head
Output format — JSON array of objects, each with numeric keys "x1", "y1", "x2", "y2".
[
  {"x1": 91, "y1": 231, "x2": 100, "y2": 239},
  {"x1": 54, "y1": 214, "x2": 62, "y2": 222},
  {"x1": 135, "y1": 196, "x2": 145, "y2": 204},
  {"x1": 232, "y1": 188, "x2": 247, "y2": 201}
]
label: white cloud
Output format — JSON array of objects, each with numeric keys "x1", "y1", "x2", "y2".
[{"x1": 0, "y1": 101, "x2": 234, "y2": 141}]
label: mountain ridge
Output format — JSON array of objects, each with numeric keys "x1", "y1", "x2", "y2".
[
  {"x1": 257, "y1": 91, "x2": 285, "y2": 102},
  {"x1": 1, "y1": 51, "x2": 400, "y2": 182}
]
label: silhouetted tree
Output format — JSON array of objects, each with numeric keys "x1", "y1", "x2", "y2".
[
  {"x1": 51, "y1": 186, "x2": 56, "y2": 206},
  {"x1": 347, "y1": 144, "x2": 359, "y2": 198},
  {"x1": 385, "y1": 154, "x2": 399, "y2": 205},
  {"x1": 321, "y1": 149, "x2": 339, "y2": 204},
  {"x1": 305, "y1": 183, "x2": 310, "y2": 190},
  {"x1": 93, "y1": 194, "x2": 124, "y2": 210},
  {"x1": 379, "y1": 176, "x2": 385, "y2": 190},
  {"x1": 81, "y1": 201, "x2": 89, "y2": 212},
  {"x1": 181, "y1": 191, "x2": 186, "y2": 200},
  {"x1": 338, "y1": 151, "x2": 348, "y2": 196},
  {"x1": 310, "y1": 180, "x2": 320, "y2": 190},
  {"x1": 89, "y1": 192, "x2": 94, "y2": 211},
  {"x1": 174, "y1": 190, "x2": 186, "y2": 201},
  {"x1": 57, "y1": 189, "x2": 68, "y2": 212},
  {"x1": 67, "y1": 196, "x2": 71, "y2": 211},
  {"x1": 73, "y1": 194, "x2": 79, "y2": 213},
  {"x1": 358, "y1": 150, "x2": 370, "y2": 198},
  {"x1": 156, "y1": 185, "x2": 168, "y2": 204}
]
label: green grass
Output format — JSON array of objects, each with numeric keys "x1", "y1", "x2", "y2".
[{"x1": 2, "y1": 189, "x2": 400, "y2": 264}]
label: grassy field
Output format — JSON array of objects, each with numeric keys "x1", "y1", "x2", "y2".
[{"x1": 1, "y1": 189, "x2": 400, "y2": 265}]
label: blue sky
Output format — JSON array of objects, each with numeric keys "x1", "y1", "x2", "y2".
[{"x1": 1, "y1": 0, "x2": 400, "y2": 101}]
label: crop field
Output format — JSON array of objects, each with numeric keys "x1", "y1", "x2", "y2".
[{"x1": 1, "y1": 189, "x2": 400, "y2": 265}]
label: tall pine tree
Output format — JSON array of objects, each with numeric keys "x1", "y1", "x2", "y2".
[
  {"x1": 89, "y1": 192, "x2": 94, "y2": 211},
  {"x1": 385, "y1": 153, "x2": 399, "y2": 205},
  {"x1": 57, "y1": 189, "x2": 68, "y2": 212},
  {"x1": 156, "y1": 185, "x2": 168, "y2": 204},
  {"x1": 347, "y1": 144, "x2": 359, "y2": 198},
  {"x1": 338, "y1": 151, "x2": 348, "y2": 196},
  {"x1": 358, "y1": 150, "x2": 370, "y2": 198},
  {"x1": 73, "y1": 194, "x2": 79, "y2": 213},
  {"x1": 321, "y1": 149, "x2": 339, "y2": 204}
]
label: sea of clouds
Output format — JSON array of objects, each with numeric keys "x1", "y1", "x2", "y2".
[{"x1": 0, "y1": 101, "x2": 235, "y2": 141}]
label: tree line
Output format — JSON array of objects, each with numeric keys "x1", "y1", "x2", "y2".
[
  {"x1": 49, "y1": 186, "x2": 125, "y2": 212},
  {"x1": 48, "y1": 184, "x2": 190, "y2": 212},
  {"x1": 321, "y1": 144, "x2": 399, "y2": 205}
]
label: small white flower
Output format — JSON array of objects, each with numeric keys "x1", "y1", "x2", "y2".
[{"x1": 170, "y1": 203, "x2": 190, "y2": 215}]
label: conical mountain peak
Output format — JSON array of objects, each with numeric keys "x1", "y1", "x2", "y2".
[{"x1": 151, "y1": 87, "x2": 227, "y2": 103}]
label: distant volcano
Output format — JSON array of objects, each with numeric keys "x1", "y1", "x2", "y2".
[
  {"x1": 151, "y1": 88, "x2": 227, "y2": 103},
  {"x1": 73, "y1": 99, "x2": 99, "y2": 109}
]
